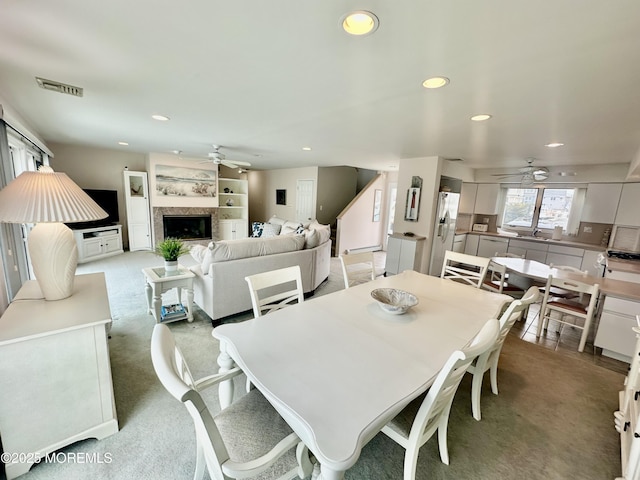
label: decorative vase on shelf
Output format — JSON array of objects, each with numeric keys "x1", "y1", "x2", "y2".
[
  {"x1": 226, "y1": 198, "x2": 234, "y2": 206},
  {"x1": 164, "y1": 260, "x2": 178, "y2": 272}
]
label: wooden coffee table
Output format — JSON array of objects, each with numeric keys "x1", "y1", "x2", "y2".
[{"x1": 142, "y1": 265, "x2": 195, "y2": 323}]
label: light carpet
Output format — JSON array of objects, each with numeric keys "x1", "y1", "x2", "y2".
[{"x1": 8, "y1": 251, "x2": 624, "y2": 480}]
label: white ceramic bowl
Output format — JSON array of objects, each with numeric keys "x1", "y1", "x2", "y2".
[{"x1": 371, "y1": 288, "x2": 418, "y2": 315}]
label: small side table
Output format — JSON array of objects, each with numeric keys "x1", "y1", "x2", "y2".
[{"x1": 142, "y1": 265, "x2": 195, "y2": 323}]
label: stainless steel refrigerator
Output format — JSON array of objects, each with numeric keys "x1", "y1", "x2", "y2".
[{"x1": 428, "y1": 191, "x2": 460, "y2": 276}]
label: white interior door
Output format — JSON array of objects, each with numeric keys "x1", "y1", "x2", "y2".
[{"x1": 296, "y1": 179, "x2": 315, "y2": 222}]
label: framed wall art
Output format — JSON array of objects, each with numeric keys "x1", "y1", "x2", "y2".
[{"x1": 405, "y1": 176, "x2": 423, "y2": 221}]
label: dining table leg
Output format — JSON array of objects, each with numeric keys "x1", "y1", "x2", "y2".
[{"x1": 216, "y1": 340, "x2": 235, "y2": 409}]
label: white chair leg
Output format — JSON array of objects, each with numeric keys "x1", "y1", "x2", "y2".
[
  {"x1": 403, "y1": 444, "x2": 420, "y2": 480},
  {"x1": 193, "y1": 439, "x2": 205, "y2": 480},
  {"x1": 471, "y1": 371, "x2": 483, "y2": 421},
  {"x1": 311, "y1": 462, "x2": 321, "y2": 480},
  {"x1": 437, "y1": 415, "x2": 450, "y2": 465},
  {"x1": 489, "y1": 358, "x2": 500, "y2": 395},
  {"x1": 296, "y1": 442, "x2": 314, "y2": 478}
]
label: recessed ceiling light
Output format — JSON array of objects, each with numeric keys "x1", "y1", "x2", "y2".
[
  {"x1": 341, "y1": 11, "x2": 379, "y2": 36},
  {"x1": 545, "y1": 142, "x2": 564, "y2": 148},
  {"x1": 302, "y1": 147, "x2": 312, "y2": 151},
  {"x1": 422, "y1": 77, "x2": 450, "y2": 89},
  {"x1": 118, "y1": 141, "x2": 129, "y2": 146},
  {"x1": 151, "y1": 114, "x2": 170, "y2": 121},
  {"x1": 471, "y1": 114, "x2": 492, "y2": 122},
  {"x1": 171, "y1": 150, "x2": 182, "y2": 155}
]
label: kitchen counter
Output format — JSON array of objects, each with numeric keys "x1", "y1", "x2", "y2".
[
  {"x1": 607, "y1": 257, "x2": 640, "y2": 275},
  {"x1": 457, "y1": 230, "x2": 605, "y2": 251}
]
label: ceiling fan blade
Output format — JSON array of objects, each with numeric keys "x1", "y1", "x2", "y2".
[{"x1": 222, "y1": 159, "x2": 251, "y2": 169}]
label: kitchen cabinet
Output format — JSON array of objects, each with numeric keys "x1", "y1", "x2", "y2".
[
  {"x1": 459, "y1": 183, "x2": 478, "y2": 214},
  {"x1": 453, "y1": 234, "x2": 466, "y2": 253},
  {"x1": 464, "y1": 234, "x2": 479, "y2": 255},
  {"x1": 507, "y1": 238, "x2": 548, "y2": 262},
  {"x1": 385, "y1": 233, "x2": 426, "y2": 275},
  {"x1": 477, "y1": 236, "x2": 510, "y2": 258},
  {"x1": 473, "y1": 184, "x2": 501, "y2": 214},
  {"x1": 615, "y1": 183, "x2": 640, "y2": 226},
  {"x1": 546, "y1": 244, "x2": 585, "y2": 270},
  {"x1": 219, "y1": 219, "x2": 248, "y2": 240},
  {"x1": 595, "y1": 268, "x2": 640, "y2": 362},
  {"x1": 581, "y1": 183, "x2": 622, "y2": 224}
]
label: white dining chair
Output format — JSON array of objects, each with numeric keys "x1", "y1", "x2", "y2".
[
  {"x1": 537, "y1": 274, "x2": 600, "y2": 352},
  {"x1": 381, "y1": 318, "x2": 500, "y2": 480},
  {"x1": 481, "y1": 260, "x2": 525, "y2": 297},
  {"x1": 150, "y1": 324, "x2": 313, "y2": 480},
  {"x1": 339, "y1": 251, "x2": 376, "y2": 289},
  {"x1": 245, "y1": 265, "x2": 305, "y2": 318},
  {"x1": 441, "y1": 250, "x2": 490, "y2": 288},
  {"x1": 466, "y1": 286, "x2": 540, "y2": 420},
  {"x1": 541, "y1": 264, "x2": 588, "y2": 300}
]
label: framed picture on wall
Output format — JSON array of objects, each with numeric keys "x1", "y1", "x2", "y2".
[
  {"x1": 404, "y1": 176, "x2": 423, "y2": 221},
  {"x1": 276, "y1": 189, "x2": 286, "y2": 205}
]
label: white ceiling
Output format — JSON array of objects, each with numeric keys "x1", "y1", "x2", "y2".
[{"x1": 1, "y1": 1, "x2": 640, "y2": 175}]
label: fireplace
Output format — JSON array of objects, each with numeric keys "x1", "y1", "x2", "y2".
[{"x1": 163, "y1": 215, "x2": 212, "y2": 240}]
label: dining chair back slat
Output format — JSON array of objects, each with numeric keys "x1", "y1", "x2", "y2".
[
  {"x1": 536, "y1": 274, "x2": 599, "y2": 352},
  {"x1": 441, "y1": 251, "x2": 490, "y2": 288}
]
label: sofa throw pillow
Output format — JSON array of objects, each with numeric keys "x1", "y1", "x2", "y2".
[
  {"x1": 251, "y1": 222, "x2": 265, "y2": 238},
  {"x1": 304, "y1": 221, "x2": 331, "y2": 248},
  {"x1": 280, "y1": 220, "x2": 302, "y2": 235},
  {"x1": 261, "y1": 222, "x2": 282, "y2": 237},
  {"x1": 189, "y1": 244, "x2": 208, "y2": 263},
  {"x1": 295, "y1": 225, "x2": 305, "y2": 235},
  {"x1": 201, "y1": 248, "x2": 214, "y2": 274},
  {"x1": 268, "y1": 216, "x2": 286, "y2": 226}
]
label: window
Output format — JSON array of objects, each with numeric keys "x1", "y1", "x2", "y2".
[{"x1": 503, "y1": 187, "x2": 576, "y2": 231}]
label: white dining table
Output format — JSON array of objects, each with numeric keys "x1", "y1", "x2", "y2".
[{"x1": 212, "y1": 270, "x2": 511, "y2": 480}]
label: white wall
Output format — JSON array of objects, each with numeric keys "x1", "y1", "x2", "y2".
[
  {"x1": 335, "y1": 173, "x2": 387, "y2": 255},
  {"x1": 248, "y1": 167, "x2": 318, "y2": 223},
  {"x1": 50, "y1": 143, "x2": 147, "y2": 249},
  {"x1": 317, "y1": 167, "x2": 358, "y2": 225},
  {"x1": 393, "y1": 156, "x2": 444, "y2": 273}
]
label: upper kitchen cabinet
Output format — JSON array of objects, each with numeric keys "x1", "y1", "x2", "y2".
[
  {"x1": 474, "y1": 184, "x2": 501, "y2": 214},
  {"x1": 459, "y1": 183, "x2": 478, "y2": 214},
  {"x1": 582, "y1": 183, "x2": 623, "y2": 224},
  {"x1": 615, "y1": 183, "x2": 640, "y2": 226}
]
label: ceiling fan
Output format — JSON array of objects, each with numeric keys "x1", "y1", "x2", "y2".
[
  {"x1": 205, "y1": 145, "x2": 252, "y2": 170},
  {"x1": 492, "y1": 158, "x2": 549, "y2": 184}
]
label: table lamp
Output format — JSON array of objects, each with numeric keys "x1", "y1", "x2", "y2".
[{"x1": 0, "y1": 166, "x2": 108, "y2": 300}]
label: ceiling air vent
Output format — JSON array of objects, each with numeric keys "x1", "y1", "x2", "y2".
[{"x1": 36, "y1": 77, "x2": 83, "y2": 97}]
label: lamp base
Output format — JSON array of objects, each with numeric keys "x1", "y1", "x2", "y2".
[{"x1": 28, "y1": 223, "x2": 78, "y2": 301}]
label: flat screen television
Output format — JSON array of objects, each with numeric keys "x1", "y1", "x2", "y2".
[{"x1": 67, "y1": 189, "x2": 119, "y2": 229}]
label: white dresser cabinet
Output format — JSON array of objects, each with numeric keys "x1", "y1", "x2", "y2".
[
  {"x1": 73, "y1": 224, "x2": 124, "y2": 263},
  {"x1": 0, "y1": 273, "x2": 118, "y2": 479},
  {"x1": 385, "y1": 233, "x2": 426, "y2": 275}
]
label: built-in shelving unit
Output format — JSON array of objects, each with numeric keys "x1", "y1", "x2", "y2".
[{"x1": 218, "y1": 178, "x2": 248, "y2": 240}]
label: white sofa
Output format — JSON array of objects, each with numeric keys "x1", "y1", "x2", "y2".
[{"x1": 182, "y1": 218, "x2": 332, "y2": 321}]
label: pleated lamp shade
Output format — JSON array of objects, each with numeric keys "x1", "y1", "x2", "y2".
[
  {"x1": 0, "y1": 166, "x2": 108, "y2": 301},
  {"x1": 0, "y1": 166, "x2": 107, "y2": 223}
]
